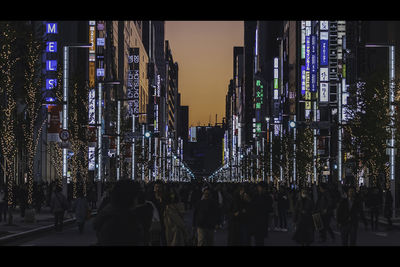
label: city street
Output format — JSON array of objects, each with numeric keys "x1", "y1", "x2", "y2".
[
  {"x1": 1, "y1": 20, "x2": 400, "y2": 247},
  {"x1": 5, "y1": 208, "x2": 399, "y2": 246},
  {"x1": 6, "y1": 217, "x2": 97, "y2": 246}
]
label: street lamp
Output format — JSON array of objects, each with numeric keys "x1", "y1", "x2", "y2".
[{"x1": 62, "y1": 43, "x2": 92, "y2": 197}]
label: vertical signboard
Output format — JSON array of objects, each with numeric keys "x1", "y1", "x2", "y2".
[
  {"x1": 44, "y1": 22, "x2": 58, "y2": 105},
  {"x1": 301, "y1": 21, "x2": 306, "y2": 59},
  {"x1": 273, "y1": 57, "x2": 279, "y2": 100},
  {"x1": 320, "y1": 22, "x2": 329, "y2": 104},
  {"x1": 88, "y1": 146, "x2": 95, "y2": 170},
  {"x1": 301, "y1": 65, "x2": 306, "y2": 95},
  {"x1": 133, "y1": 48, "x2": 140, "y2": 116},
  {"x1": 305, "y1": 35, "x2": 311, "y2": 111},
  {"x1": 310, "y1": 34, "x2": 317, "y2": 93},
  {"x1": 88, "y1": 21, "x2": 97, "y2": 173},
  {"x1": 88, "y1": 89, "x2": 96, "y2": 125},
  {"x1": 47, "y1": 105, "x2": 62, "y2": 142},
  {"x1": 320, "y1": 31, "x2": 329, "y2": 66},
  {"x1": 127, "y1": 48, "x2": 140, "y2": 117}
]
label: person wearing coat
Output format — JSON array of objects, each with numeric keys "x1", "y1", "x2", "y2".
[
  {"x1": 383, "y1": 189, "x2": 393, "y2": 230},
  {"x1": 315, "y1": 183, "x2": 335, "y2": 242},
  {"x1": 231, "y1": 186, "x2": 252, "y2": 246},
  {"x1": 292, "y1": 188, "x2": 315, "y2": 246},
  {"x1": 193, "y1": 186, "x2": 220, "y2": 246},
  {"x1": 134, "y1": 190, "x2": 154, "y2": 245},
  {"x1": 277, "y1": 186, "x2": 289, "y2": 231},
  {"x1": 50, "y1": 186, "x2": 69, "y2": 232},
  {"x1": 251, "y1": 183, "x2": 272, "y2": 245},
  {"x1": 163, "y1": 190, "x2": 188, "y2": 246},
  {"x1": 93, "y1": 180, "x2": 144, "y2": 246},
  {"x1": 336, "y1": 187, "x2": 366, "y2": 246},
  {"x1": 72, "y1": 190, "x2": 89, "y2": 234}
]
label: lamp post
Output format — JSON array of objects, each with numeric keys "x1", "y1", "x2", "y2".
[
  {"x1": 266, "y1": 117, "x2": 273, "y2": 183},
  {"x1": 62, "y1": 44, "x2": 92, "y2": 197}
]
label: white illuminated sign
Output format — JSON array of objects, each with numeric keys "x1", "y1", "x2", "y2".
[
  {"x1": 88, "y1": 89, "x2": 96, "y2": 125},
  {"x1": 88, "y1": 146, "x2": 95, "y2": 170},
  {"x1": 274, "y1": 89, "x2": 279, "y2": 100},
  {"x1": 274, "y1": 57, "x2": 279, "y2": 68},
  {"x1": 320, "y1": 67, "x2": 329, "y2": 82},
  {"x1": 320, "y1": 21, "x2": 329, "y2": 30},
  {"x1": 97, "y1": 38, "x2": 105, "y2": 46},
  {"x1": 320, "y1": 82, "x2": 329, "y2": 103}
]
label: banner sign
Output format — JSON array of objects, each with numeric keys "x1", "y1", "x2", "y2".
[
  {"x1": 301, "y1": 65, "x2": 306, "y2": 95},
  {"x1": 320, "y1": 31, "x2": 329, "y2": 66},
  {"x1": 88, "y1": 89, "x2": 96, "y2": 125},
  {"x1": 320, "y1": 82, "x2": 329, "y2": 103},
  {"x1": 310, "y1": 34, "x2": 317, "y2": 93},
  {"x1": 127, "y1": 48, "x2": 140, "y2": 116},
  {"x1": 273, "y1": 57, "x2": 279, "y2": 100}
]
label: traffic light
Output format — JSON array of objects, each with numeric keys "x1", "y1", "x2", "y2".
[{"x1": 289, "y1": 120, "x2": 296, "y2": 128}]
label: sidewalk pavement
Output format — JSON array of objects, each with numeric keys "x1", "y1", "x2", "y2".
[{"x1": 0, "y1": 206, "x2": 97, "y2": 245}]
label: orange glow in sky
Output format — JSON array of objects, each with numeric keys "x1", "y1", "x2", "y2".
[{"x1": 165, "y1": 21, "x2": 244, "y2": 127}]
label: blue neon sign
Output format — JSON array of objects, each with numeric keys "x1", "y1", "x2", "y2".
[
  {"x1": 301, "y1": 65, "x2": 305, "y2": 95},
  {"x1": 46, "y1": 23, "x2": 58, "y2": 34},
  {"x1": 46, "y1": 41, "x2": 57, "y2": 53},
  {"x1": 310, "y1": 34, "x2": 317, "y2": 93},
  {"x1": 46, "y1": 60, "x2": 57, "y2": 71},
  {"x1": 46, "y1": 79, "x2": 57, "y2": 89}
]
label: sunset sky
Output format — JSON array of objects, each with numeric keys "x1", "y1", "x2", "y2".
[{"x1": 165, "y1": 21, "x2": 244, "y2": 127}]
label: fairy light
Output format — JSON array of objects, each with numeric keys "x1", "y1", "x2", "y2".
[
  {"x1": 0, "y1": 23, "x2": 18, "y2": 209},
  {"x1": 22, "y1": 32, "x2": 43, "y2": 206}
]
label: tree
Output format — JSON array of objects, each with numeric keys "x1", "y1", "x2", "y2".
[
  {"x1": 296, "y1": 126, "x2": 313, "y2": 188},
  {"x1": 0, "y1": 22, "x2": 18, "y2": 223},
  {"x1": 20, "y1": 27, "x2": 46, "y2": 207},
  {"x1": 344, "y1": 72, "x2": 399, "y2": 188},
  {"x1": 68, "y1": 77, "x2": 90, "y2": 197}
]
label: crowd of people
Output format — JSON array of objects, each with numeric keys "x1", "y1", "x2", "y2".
[
  {"x1": 0, "y1": 177, "x2": 396, "y2": 246},
  {"x1": 88, "y1": 178, "x2": 395, "y2": 246}
]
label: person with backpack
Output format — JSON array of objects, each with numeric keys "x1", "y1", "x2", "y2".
[{"x1": 50, "y1": 186, "x2": 69, "y2": 232}]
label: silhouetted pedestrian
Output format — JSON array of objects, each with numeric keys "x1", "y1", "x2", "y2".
[
  {"x1": 72, "y1": 190, "x2": 89, "y2": 234},
  {"x1": 251, "y1": 183, "x2": 272, "y2": 245},
  {"x1": 193, "y1": 186, "x2": 220, "y2": 246},
  {"x1": 93, "y1": 180, "x2": 144, "y2": 245},
  {"x1": 50, "y1": 186, "x2": 69, "y2": 232},
  {"x1": 292, "y1": 188, "x2": 315, "y2": 246},
  {"x1": 336, "y1": 187, "x2": 366, "y2": 246},
  {"x1": 383, "y1": 189, "x2": 393, "y2": 230}
]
